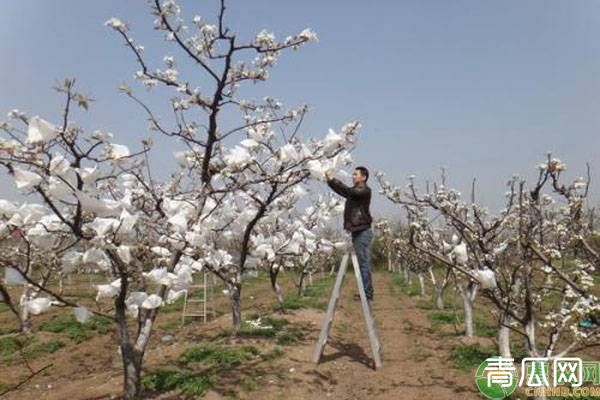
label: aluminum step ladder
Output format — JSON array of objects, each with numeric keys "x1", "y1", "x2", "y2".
[
  {"x1": 313, "y1": 252, "x2": 382, "y2": 369},
  {"x1": 181, "y1": 270, "x2": 216, "y2": 325}
]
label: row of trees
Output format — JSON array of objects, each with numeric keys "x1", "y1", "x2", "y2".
[
  {"x1": 0, "y1": 1, "x2": 356, "y2": 398},
  {"x1": 377, "y1": 156, "x2": 600, "y2": 371}
]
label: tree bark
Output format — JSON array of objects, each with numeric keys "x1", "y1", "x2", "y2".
[
  {"x1": 230, "y1": 284, "x2": 242, "y2": 335},
  {"x1": 121, "y1": 343, "x2": 143, "y2": 400},
  {"x1": 462, "y1": 293, "x2": 474, "y2": 337},
  {"x1": 498, "y1": 313, "x2": 511, "y2": 358},
  {"x1": 269, "y1": 267, "x2": 285, "y2": 313},
  {"x1": 434, "y1": 287, "x2": 445, "y2": 310},
  {"x1": 298, "y1": 267, "x2": 309, "y2": 297},
  {"x1": 19, "y1": 286, "x2": 32, "y2": 335},
  {"x1": 418, "y1": 274, "x2": 426, "y2": 296},
  {"x1": 458, "y1": 282, "x2": 477, "y2": 337}
]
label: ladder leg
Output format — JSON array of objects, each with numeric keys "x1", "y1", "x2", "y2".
[
  {"x1": 351, "y1": 252, "x2": 382, "y2": 369},
  {"x1": 313, "y1": 254, "x2": 349, "y2": 364},
  {"x1": 181, "y1": 290, "x2": 188, "y2": 326},
  {"x1": 203, "y1": 271, "x2": 207, "y2": 324}
]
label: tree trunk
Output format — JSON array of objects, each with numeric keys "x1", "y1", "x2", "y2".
[
  {"x1": 434, "y1": 287, "x2": 445, "y2": 310},
  {"x1": 525, "y1": 318, "x2": 537, "y2": 357},
  {"x1": 418, "y1": 274, "x2": 426, "y2": 296},
  {"x1": 58, "y1": 273, "x2": 64, "y2": 296},
  {"x1": 270, "y1": 267, "x2": 286, "y2": 313},
  {"x1": 462, "y1": 293, "x2": 474, "y2": 337},
  {"x1": 115, "y1": 293, "x2": 144, "y2": 400},
  {"x1": 498, "y1": 313, "x2": 511, "y2": 358},
  {"x1": 230, "y1": 284, "x2": 242, "y2": 335},
  {"x1": 19, "y1": 287, "x2": 32, "y2": 335},
  {"x1": 458, "y1": 282, "x2": 477, "y2": 338},
  {"x1": 121, "y1": 344, "x2": 143, "y2": 400},
  {"x1": 298, "y1": 267, "x2": 309, "y2": 297}
]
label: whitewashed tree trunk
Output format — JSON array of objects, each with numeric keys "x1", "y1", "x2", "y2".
[
  {"x1": 230, "y1": 283, "x2": 242, "y2": 335},
  {"x1": 418, "y1": 274, "x2": 426, "y2": 296},
  {"x1": 19, "y1": 286, "x2": 32, "y2": 335},
  {"x1": 457, "y1": 281, "x2": 478, "y2": 337},
  {"x1": 404, "y1": 266, "x2": 411, "y2": 284},
  {"x1": 270, "y1": 266, "x2": 286, "y2": 312},
  {"x1": 434, "y1": 287, "x2": 445, "y2": 310},
  {"x1": 298, "y1": 265, "x2": 310, "y2": 296},
  {"x1": 525, "y1": 318, "x2": 537, "y2": 357},
  {"x1": 462, "y1": 294, "x2": 474, "y2": 337},
  {"x1": 58, "y1": 273, "x2": 65, "y2": 296},
  {"x1": 499, "y1": 313, "x2": 512, "y2": 358}
]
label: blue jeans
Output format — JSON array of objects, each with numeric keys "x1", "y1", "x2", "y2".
[{"x1": 352, "y1": 227, "x2": 374, "y2": 298}]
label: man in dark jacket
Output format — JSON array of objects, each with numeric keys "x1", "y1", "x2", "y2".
[{"x1": 325, "y1": 166, "x2": 374, "y2": 300}]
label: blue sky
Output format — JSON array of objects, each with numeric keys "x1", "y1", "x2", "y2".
[{"x1": 1, "y1": 0, "x2": 599, "y2": 218}]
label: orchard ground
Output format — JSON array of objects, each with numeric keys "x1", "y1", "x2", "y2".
[{"x1": 1, "y1": 268, "x2": 597, "y2": 400}]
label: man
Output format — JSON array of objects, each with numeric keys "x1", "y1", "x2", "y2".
[{"x1": 325, "y1": 166, "x2": 374, "y2": 301}]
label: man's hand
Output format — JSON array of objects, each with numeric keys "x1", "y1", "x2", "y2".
[{"x1": 325, "y1": 169, "x2": 334, "y2": 181}]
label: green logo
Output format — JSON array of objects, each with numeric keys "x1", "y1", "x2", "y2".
[{"x1": 475, "y1": 357, "x2": 518, "y2": 399}]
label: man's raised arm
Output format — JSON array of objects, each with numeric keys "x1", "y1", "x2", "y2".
[{"x1": 326, "y1": 176, "x2": 369, "y2": 199}]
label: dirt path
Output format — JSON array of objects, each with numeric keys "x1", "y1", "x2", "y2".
[
  {"x1": 1, "y1": 272, "x2": 483, "y2": 400},
  {"x1": 265, "y1": 272, "x2": 481, "y2": 400}
]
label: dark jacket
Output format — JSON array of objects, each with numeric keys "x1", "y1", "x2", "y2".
[{"x1": 327, "y1": 178, "x2": 373, "y2": 232}]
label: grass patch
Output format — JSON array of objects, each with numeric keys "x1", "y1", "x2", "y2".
[
  {"x1": 0, "y1": 336, "x2": 29, "y2": 358},
  {"x1": 239, "y1": 316, "x2": 287, "y2": 338},
  {"x1": 261, "y1": 347, "x2": 284, "y2": 361},
  {"x1": 509, "y1": 344, "x2": 528, "y2": 361},
  {"x1": 0, "y1": 382, "x2": 12, "y2": 393},
  {"x1": 22, "y1": 339, "x2": 65, "y2": 358},
  {"x1": 144, "y1": 344, "x2": 263, "y2": 398},
  {"x1": 474, "y1": 316, "x2": 497, "y2": 338},
  {"x1": 0, "y1": 336, "x2": 65, "y2": 362},
  {"x1": 39, "y1": 314, "x2": 112, "y2": 343},
  {"x1": 429, "y1": 310, "x2": 461, "y2": 330},
  {"x1": 142, "y1": 368, "x2": 215, "y2": 398},
  {"x1": 179, "y1": 344, "x2": 259, "y2": 369},
  {"x1": 160, "y1": 297, "x2": 185, "y2": 313},
  {"x1": 389, "y1": 274, "x2": 404, "y2": 294},
  {"x1": 415, "y1": 299, "x2": 434, "y2": 310},
  {"x1": 389, "y1": 273, "x2": 420, "y2": 297},
  {"x1": 450, "y1": 343, "x2": 496, "y2": 371},
  {"x1": 279, "y1": 276, "x2": 334, "y2": 311},
  {"x1": 275, "y1": 325, "x2": 305, "y2": 345},
  {"x1": 238, "y1": 315, "x2": 306, "y2": 345},
  {"x1": 158, "y1": 318, "x2": 181, "y2": 331},
  {"x1": 0, "y1": 303, "x2": 9, "y2": 313}
]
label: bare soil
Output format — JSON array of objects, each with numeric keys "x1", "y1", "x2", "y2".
[{"x1": 0, "y1": 271, "x2": 529, "y2": 399}]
